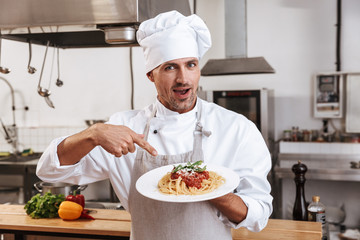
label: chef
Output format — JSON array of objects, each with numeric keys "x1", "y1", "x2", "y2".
[{"x1": 36, "y1": 10, "x2": 272, "y2": 240}]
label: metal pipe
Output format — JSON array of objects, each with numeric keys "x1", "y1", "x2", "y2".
[
  {"x1": 336, "y1": 0, "x2": 342, "y2": 71},
  {"x1": 0, "y1": 76, "x2": 16, "y2": 127},
  {"x1": 0, "y1": 76, "x2": 18, "y2": 154},
  {"x1": 129, "y1": 47, "x2": 134, "y2": 110}
]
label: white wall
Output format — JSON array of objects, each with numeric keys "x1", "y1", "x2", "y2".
[
  {"x1": 1, "y1": 0, "x2": 359, "y2": 144},
  {"x1": 198, "y1": 0, "x2": 343, "y2": 140}
]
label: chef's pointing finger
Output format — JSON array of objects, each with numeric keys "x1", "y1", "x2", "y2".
[{"x1": 133, "y1": 134, "x2": 158, "y2": 156}]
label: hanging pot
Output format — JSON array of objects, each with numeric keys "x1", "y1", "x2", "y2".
[{"x1": 34, "y1": 181, "x2": 87, "y2": 196}]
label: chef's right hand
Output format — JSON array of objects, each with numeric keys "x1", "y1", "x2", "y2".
[{"x1": 92, "y1": 123, "x2": 158, "y2": 157}]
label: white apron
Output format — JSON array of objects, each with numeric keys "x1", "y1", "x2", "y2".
[{"x1": 128, "y1": 101, "x2": 232, "y2": 240}]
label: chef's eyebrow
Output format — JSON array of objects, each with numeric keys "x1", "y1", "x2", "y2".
[
  {"x1": 163, "y1": 58, "x2": 198, "y2": 68},
  {"x1": 167, "y1": 58, "x2": 198, "y2": 65},
  {"x1": 187, "y1": 59, "x2": 198, "y2": 65},
  {"x1": 165, "y1": 62, "x2": 178, "y2": 67},
  {"x1": 187, "y1": 58, "x2": 198, "y2": 63}
]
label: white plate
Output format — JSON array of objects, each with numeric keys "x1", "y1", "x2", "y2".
[{"x1": 136, "y1": 163, "x2": 240, "y2": 203}]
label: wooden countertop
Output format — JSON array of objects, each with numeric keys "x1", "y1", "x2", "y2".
[{"x1": 0, "y1": 204, "x2": 322, "y2": 240}]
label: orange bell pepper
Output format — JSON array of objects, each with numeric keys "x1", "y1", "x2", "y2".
[{"x1": 58, "y1": 200, "x2": 83, "y2": 220}]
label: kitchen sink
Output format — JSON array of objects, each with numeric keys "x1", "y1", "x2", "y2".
[{"x1": 0, "y1": 152, "x2": 43, "y2": 162}]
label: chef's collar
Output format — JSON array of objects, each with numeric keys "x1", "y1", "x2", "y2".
[{"x1": 154, "y1": 98, "x2": 198, "y2": 117}]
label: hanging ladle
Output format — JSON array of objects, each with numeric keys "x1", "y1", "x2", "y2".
[
  {"x1": 55, "y1": 47, "x2": 63, "y2": 87},
  {"x1": 37, "y1": 41, "x2": 55, "y2": 108},
  {"x1": 27, "y1": 40, "x2": 36, "y2": 74},
  {"x1": 0, "y1": 36, "x2": 11, "y2": 74}
]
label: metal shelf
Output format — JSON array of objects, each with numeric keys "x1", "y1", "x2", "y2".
[{"x1": 274, "y1": 166, "x2": 360, "y2": 182}]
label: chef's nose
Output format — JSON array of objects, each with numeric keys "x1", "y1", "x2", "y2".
[{"x1": 175, "y1": 66, "x2": 189, "y2": 84}]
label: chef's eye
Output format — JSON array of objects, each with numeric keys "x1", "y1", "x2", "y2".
[
  {"x1": 165, "y1": 65, "x2": 175, "y2": 70},
  {"x1": 188, "y1": 62, "x2": 197, "y2": 68}
]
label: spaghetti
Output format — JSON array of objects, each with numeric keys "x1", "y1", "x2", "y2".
[{"x1": 158, "y1": 161, "x2": 225, "y2": 195}]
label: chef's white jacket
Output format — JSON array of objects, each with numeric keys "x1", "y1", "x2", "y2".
[{"x1": 36, "y1": 98, "x2": 273, "y2": 232}]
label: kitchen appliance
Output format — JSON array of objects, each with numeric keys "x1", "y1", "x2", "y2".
[
  {"x1": 313, "y1": 72, "x2": 360, "y2": 133},
  {"x1": 0, "y1": 0, "x2": 191, "y2": 48},
  {"x1": 198, "y1": 88, "x2": 274, "y2": 148},
  {"x1": 201, "y1": 0, "x2": 275, "y2": 76},
  {"x1": 314, "y1": 72, "x2": 344, "y2": 118}
]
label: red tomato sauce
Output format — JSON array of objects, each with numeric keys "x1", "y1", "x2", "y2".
[{"x1": 171, "y1": 170, "x2": 210, "y2": 189}]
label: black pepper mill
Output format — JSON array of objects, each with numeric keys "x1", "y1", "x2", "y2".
[{"x1": 292, "y1": 160, "x2": 308, "y2": 221}]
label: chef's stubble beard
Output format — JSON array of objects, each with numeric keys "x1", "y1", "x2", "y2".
[{"x1": 169, "y1": 90, "x2": 196, "y2": 112}]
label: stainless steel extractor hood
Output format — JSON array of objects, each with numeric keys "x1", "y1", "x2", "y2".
[
  {"x1": 0, "y1": 0, "x2": 190, "y2": 48},
  {"x1": 201, "y1": 0, "x2": 275, "y2": 76}
]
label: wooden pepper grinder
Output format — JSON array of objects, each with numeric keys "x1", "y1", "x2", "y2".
[{"x1": 292, "y1": 160, "x2": 308, "y2": 221}]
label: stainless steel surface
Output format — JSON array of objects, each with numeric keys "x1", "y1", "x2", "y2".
[
  {"x1": 0, "y1": 77, "x2": 16, "y2": 127},
  {"x1": 275, "y1": 143, "x2": 360, "y2": 226},
  {"x1": 55, "y1": 47, "x2": 63, "y2": 87},
  {"x1": 225, "y1": 0, "x2": 247, "y2": 58},
  {"x1": 275, "y1": 166, "x2": 360, "y2": 182},
  {"x1": 201, "y1": 57, "x2": 275, "y2": 76},
  {"x1": 198, "y1": 88, "x2": 274, "y2": 149},
  {"x1": 0, "y1": 76, "x2": 18, "y2": 153},
  {"x1": 37, "y1": 41, "x2": 50, "y2": 97},
  {"x1": 0, "y1": 118, "x2": 11, "y2": 142},
  {"x1": 0, "y1": 152, "x2": 42, "y2": 162},
  {"x1": 37, "y1": 41, "x2": 55, "y2": 108},
  {"x1": 34, "y1": 181, "x2": 87, "y2": 196},
  {"x1": 346, "y1": 73, "x2": 360, "y2": 133},
  {"x1": 275, "y1": 152, "x2": 360, "y2": 181},
  {"x1": 85, "y1": 201, "x2": 122, "y2": 210},
  {"x1": 0, "y1": 37, "x2": 10, "y2": 74},
  {"x1": 27, "y1": 40, "x2": 36, "y2": 74},
  {"x1": 327, "y1": 205, "x2": 346, "y2": 224},
  {"x1": 278, "y1": 153, "x2": 360, "y2": 161},
  {"x1": 104, "y1": 26, "x2": 136, "y2": 44},
  {"x1": 0, "y1": 0, "x2": 191, "y2": 48},
  {"x1": 0, "y1": 158, "x2": 40, "y2": 202},
  {"x1": 44, "y1": 96, "x2": 55, "y2": 108},
  {"x1": 201, "y1": 0, "x2": 275, "y2": 76}
]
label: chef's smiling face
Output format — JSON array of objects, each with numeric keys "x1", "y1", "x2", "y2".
[{"x1": 147, "y1": 57, "x2": 200, "y2": 114}]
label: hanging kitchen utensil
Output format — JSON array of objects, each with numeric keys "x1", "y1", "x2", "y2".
[
  {"x1": 55, "y1": 47, "x2": 63, "y2": 87},
  {"x1": 27, "y1": 28, "x2": 36, "y2": 74},
  {"x1": 0, "y1": 36, "x2": 11, "y2": 74},
  {"x1": 37, "y1": 41, "x2": 55, "y2": 108},
  {"x1": 27, "y1": 41, "x2": 36, "y2": 74}
]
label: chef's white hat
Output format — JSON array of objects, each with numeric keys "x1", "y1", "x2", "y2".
[{"x1": 137, "y1": 10, "x2": 212, "y2": 73}]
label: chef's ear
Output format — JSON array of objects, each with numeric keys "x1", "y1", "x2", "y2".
[{"x1": 147, "y1": 71, "x2": 155, "y2": 82}]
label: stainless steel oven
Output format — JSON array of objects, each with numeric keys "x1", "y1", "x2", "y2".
[{"x1": 198, "y1": 88, "x2": 274, "y2": 149}]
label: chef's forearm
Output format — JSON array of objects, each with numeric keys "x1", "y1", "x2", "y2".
[
  {"x1": 209, "y1": 193, "x2": 248, "y2": 224},
  {"x1": 58, "y1": 125, "x2": 98, "y2": 166}
]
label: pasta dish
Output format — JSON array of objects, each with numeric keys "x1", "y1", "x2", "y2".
[{"x1": 158, "y1": 161, "x2": 225, "y2": 195}]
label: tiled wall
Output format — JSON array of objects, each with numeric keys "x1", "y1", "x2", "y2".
[{"x1": 0, "y1": 126, "x2": 85, "y2": 153}]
